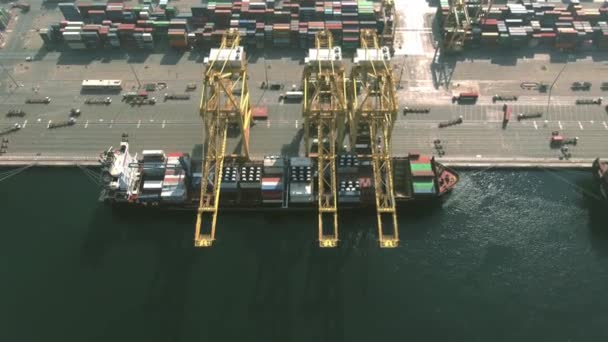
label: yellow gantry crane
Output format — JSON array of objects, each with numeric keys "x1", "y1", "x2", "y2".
[
  {"x1": 194, "y1": 29, "x2": 252, "y2": 247},
  {"x1": 349, "y1": 29, "x2": 399, "y2": 248},
  {"x1": 302, "y1": 30, "x2": 348, "y2": 248}
]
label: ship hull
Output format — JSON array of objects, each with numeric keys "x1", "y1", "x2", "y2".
[{"x1": 592, "y1": 158, "x2": 608, "y2": 200}]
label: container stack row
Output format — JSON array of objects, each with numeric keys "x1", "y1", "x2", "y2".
[
  {"x1": 438, "y1": 0, "x2": 608, "y2": 50},
  {"x1": 289, "y1": 157, "x2": 313, "y2": 204},
  {"x1": 45, "y1": 0, "x2": 391, "y2": 50}
]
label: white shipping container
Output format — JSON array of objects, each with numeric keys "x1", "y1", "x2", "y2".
[
  {"x1": 63, "y1": 32, "x2": 82, "y2": 41},
  {"x1": 143, "y1": 180, "x2": 163, "y2": 190}
]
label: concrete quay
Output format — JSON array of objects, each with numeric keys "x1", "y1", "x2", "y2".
[{"x1": 0, "y1": 154, "x2": 594, "y2": 170}]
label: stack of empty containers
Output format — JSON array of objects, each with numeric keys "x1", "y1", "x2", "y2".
[
  {"x1": 238, "y1": 165, "x2": 262, "y2": 205},
  {"x1": 289, "y1": 157, "x2": 313, "y2": 204},
  {"x1": 262, "y1": 156, "x2": 285, "y2": 205},
  {"x1": 220, "y1": 165, "x2": 239, "y2": 204},
  {"x1": 337, "y1": 154, "x2": 360, "y2": 203}
]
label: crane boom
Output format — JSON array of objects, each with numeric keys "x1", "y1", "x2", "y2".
[
  {"x1": 194, "y1": 29, "x2": 252, "y2": 247},
  {"x1": 350, "y1": 29, "x2": 399, "y2": 247},
  {"x1": 303, "y1": 30, "x2": 347, "y2": 248}
]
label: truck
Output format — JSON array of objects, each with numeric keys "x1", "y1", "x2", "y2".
[
  {"x1": 130, "y1": 97, "x2": 156, "y2": 106},
  {"x1": 452, "y1": 92, "x2": 478, "y2": 104},
  {"x1": 164, "y1": 93, "x2": 190, "y2": 101},
  {"x1": 576, "y1": 98, "x2": 602, "y2": 105},
  {"x1": 502, "y1": 104, "x2": 512, "y2": 129},
  {"x1": 492, "y1": 94, "x2": 518, "y2": 103},
  {"x1": 279, "y1": 91, "x2": 304, "y2": 102},
  {"x1": 85, "y1": 97, "x2": 112, "y2": 105},
  {"x1": 26, "y1": 97, "x2": 51, "y2": 104},
  {"x1": 0, "y1": 123, "x2": 22, "y2": 136},
  {"x1": 571, "y1": 81, "x2": 591, "y2": 91},
  {"x1": 48, "y1": 118, "x2": 76, "y2": 129},
  {"x1": 69, "y1": 108, "x2": 81, "y2": 117},
  {"x1": 261, "y1": 81, "x2": 284, "y2": 90},
  {"x1": 438, "y1": 116, "x2": 463, "y2": 128},
  {"x1": 6, "y1": 109, "x2": 26, "y2": 117},
  {"x1": 517, "y1": 112, "x2": 543, "y2": 121},
  {"x1": 403, "y1": 106, "x2": 431, "y2": 114}
]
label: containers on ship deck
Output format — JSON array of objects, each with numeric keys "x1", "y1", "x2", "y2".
[
  {"x1": 220, "y1": 165, "x2": 238, "y2": 204},
  {"x1": 289, "y1": 157, "x2": 313, "y2": 204},
  {"x1": 161, "y1": 153, "x2": 188, "y2": 203},
  {"x1": 238, "y1": 165, "x2": 262, "y2": 205}
]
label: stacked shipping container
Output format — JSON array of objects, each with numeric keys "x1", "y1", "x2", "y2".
[
  {"x1": 45, "y1": 0, "x2": 391, "y2": 50},
  {"x1": 438, "y1": 0, "x2": 608, "y2": 51}
]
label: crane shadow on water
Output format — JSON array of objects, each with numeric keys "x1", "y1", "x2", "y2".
[{"x1": 80, "y1": 206, "x2": 196, "y2": 342}]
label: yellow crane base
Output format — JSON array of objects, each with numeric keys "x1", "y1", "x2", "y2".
[
  {"x1": 319, "y1": 237, "x2": 338, "y2": 248},
  {"x1": 195, "y1": 235, "x2": 214, "y2": 247},
  {"x1": 380, "y1": 236, "x2": 399, "y2": 248}
]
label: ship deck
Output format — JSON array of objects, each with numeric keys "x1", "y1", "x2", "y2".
[{"x1": 1, "y1": 0, "x2": 608, "y2": 168}]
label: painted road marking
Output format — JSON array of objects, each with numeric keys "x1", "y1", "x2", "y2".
[
  {"x1": 22, "y1": 120, "x2": 27, "y2": 128},
  {"x1": 603, "y1": 121, "x2": 608, "y2": 130},
  {"x1": 109, "y1": 119, "x2": 113, "y2": 128},
  {"x1": 137, "y1": 120, "x2": 141, "y2": 128},
  {"x1": 590, "y1": 120, "x2": 594, "y2": 124},
  {"x1": 162, "y1": 120, "x2": 166, "y2": 128},
  {"x1": 267, "y1": 119, "x2": 271, "y2": 128},
  {"x1": 99, "y1": 119, "x2": 104, "y2": 122},
  {"x1": 533, "y1": 121, "x2": 538, "y2": 130},
  {"x1": 295, "y1": 119, "x2": 298, "y2": 128},
  {"x1": 558, "y1": 121, "x2": 563, "y2": 130},
  {"x1": 47, "y1": 120, "x2": 52, "y2": 128},
  {"x1": 84, "y1": 120, "x2": 89, "y2": 128},
  {"x1": 578, "y1": 121, "x2": 584, "y2": 130}
]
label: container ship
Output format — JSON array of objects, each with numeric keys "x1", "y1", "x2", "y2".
[
  {"x1": 98, "y1": 141, "x2": 459, "y2": 210},
  {"x1": 592, "y1": 158, "x2": 608, "y2": 199}
]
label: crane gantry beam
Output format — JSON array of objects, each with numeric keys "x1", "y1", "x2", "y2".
[
  {"x1": 349, "y1": 29, "x2": 399, "y2": 248},
  {"x1": 302, "y1": 30, "x2": 347, "y2": 248},
  {"x1": 194, "y1": 29, "x2": 252, "y2": 247}
]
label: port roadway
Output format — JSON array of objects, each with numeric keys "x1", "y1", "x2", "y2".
[{"x1": 1, "y1": 0, "x2": 608, "y2": 169}]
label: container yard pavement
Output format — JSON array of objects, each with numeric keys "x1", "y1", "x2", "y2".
[{"x1": 1, "y1": 0, "x2": 608, "y2": 168}]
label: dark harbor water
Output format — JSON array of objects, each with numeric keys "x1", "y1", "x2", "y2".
[{"x1": 1, "y1": 167, "x2": 608, "y2": 341}]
